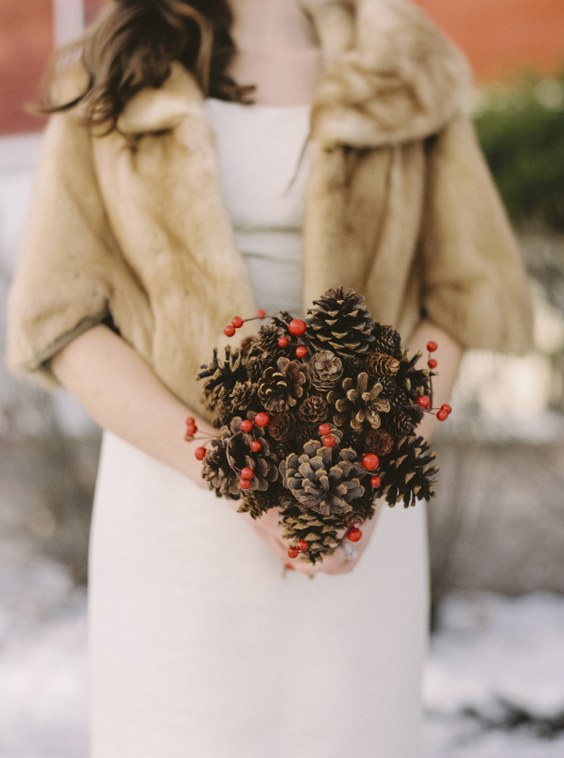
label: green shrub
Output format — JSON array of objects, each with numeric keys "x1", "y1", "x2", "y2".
[{"x1": 473, "y1": 70, "x2": 564, "y2": 232}]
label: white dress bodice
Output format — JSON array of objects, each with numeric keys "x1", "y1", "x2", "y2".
[{"x1": 205, "y1": 98, "x2": 310, "y2": 316}]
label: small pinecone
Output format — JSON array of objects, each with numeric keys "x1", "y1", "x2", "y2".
[
  {"x1": 240, "y1": 335, "x2": 259, "y2": 358},
  {"x1": 201, "y1": 435, "x2": 240, "y2": 499},
  {"x1": 327, "y1": 372, "x2": 391, "y2": 431},
  {"x1": 373, "y1": 324, "x2": 402, "y2": 358},
  {"x1": 348, "y1": 353, "x2": 368, "y2": 374},
  {"x1": 374, "y1": 375, "x2": 397, "y2": 399},
  {"x1": 238, "y1": 486, "x2": 291, "y2": 520},
  {"x1": 294, "y1": 424, "x2": 314, "y2": 451},
  {"x1": 307, "y1": 350, "x2": 343, "y2": 391},
  {"x1": 257, "y1": 357, "x2": 307, "y2": 413},
  {"x1": 380, "y1": 436, "x2": 439, "y2": 507},
  {"x1": 255, "y1": 322, "x2": 286, "y2": 357},
  {"x1": 227, "y1": 432, "x2": 279, "y2": 491},
  {"x1": 298, "y1": 395, "x2": 329, "y2": 425},
  {"x1": 229, "y1": 380, "x2": 256, "y2": 411},
  {"x1": 280, "y1": 440, "x2": 365, "y2": 516},
  {"x1": 269, "y1": 411, "x2": 295, "y2": 442},
  {"x1": 397, "y1": 351, "x2": 431, "y2": 402},
  {"x1": 279, "y1": 502, "x2": 343, "y2": 564},
  {"x1": 388, "y1": 404, "x2": 422, "y2": 436},
  {"x1": 367, "y1": 351, "x2": 400, "y2": 377},
  {"x1": 246, "y1": 356, "x2": 265, "y2": 383},
  {"x1": 306, "y1": 287, "x2": 375, "y2": 358},
  {"x1": 364, "y1": 429, "x2": 394, "y2": 455},
  {"x1": 198, "y1": 346, "x2": 246, "y2": 414}
]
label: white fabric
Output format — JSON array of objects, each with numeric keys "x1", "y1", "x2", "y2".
[
  {"x1": 206, "y1": 98, "x2": 309, "y2": 316},
  {"x1": 88, "y1": 100, "x2": 430, "y2": 758}
]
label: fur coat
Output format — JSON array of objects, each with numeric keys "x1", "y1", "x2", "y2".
[{"x1": 6, "y1": 0, "x2": 533, "y2": 419}]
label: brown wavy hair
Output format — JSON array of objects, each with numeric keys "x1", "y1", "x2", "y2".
[{"x1": 39, "y1": 0, "x2": 253, "y2": 132}]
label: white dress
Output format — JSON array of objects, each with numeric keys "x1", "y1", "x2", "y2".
[{"x1": 88, "y1": 99, "x2": 430, "y2": 758}]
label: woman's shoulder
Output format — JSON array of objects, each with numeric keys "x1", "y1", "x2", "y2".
[{"x1": 309, "y1": 0, "x2": 472, "y2": 147}]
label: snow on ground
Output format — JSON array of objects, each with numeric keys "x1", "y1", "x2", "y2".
[{"x1": 1, "y1": 554, "x2": 564, "y2": 758}]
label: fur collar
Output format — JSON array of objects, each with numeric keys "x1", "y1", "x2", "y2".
[{"x1": 57, "y1": 0, "x2": 470, "y2": 147}]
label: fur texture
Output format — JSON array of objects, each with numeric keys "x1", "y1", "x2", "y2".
[{"x1": 6, "y1": 0, "x2": 533, "y2": 419}]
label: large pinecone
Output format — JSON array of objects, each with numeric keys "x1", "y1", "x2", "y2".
[
  {"x1": 307, "y1": 349, "x2": 343, "y2": 391},
  {"x1": 280, "y1": 439, "x2": 365, "y2": 516},
  {"x1": 257, "y1": 357, "x2": 307, "y2": 413},
  {"x1": 306, "y1": 287, "x2": 375, "y2": 358},
  {"x1": 380, "y1": 436, "x2": 439, "y2": 507},
  {"x1": 327, "y1": 372, "x2": 391, "y2": 431},
  {"x1": 279, "y1": 502, "x2": 343, "y2": 564}
]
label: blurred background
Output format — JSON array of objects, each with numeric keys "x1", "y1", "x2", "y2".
[{"x1": 1, "y1": 1, "x2": 563, "y2": 756}]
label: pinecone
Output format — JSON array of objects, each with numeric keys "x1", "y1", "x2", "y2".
[
  {"x1": 397, "y1": 351, "x2": 431, "y2": 402},
  {"x1": 307, "y1": 350, "x2": 343, "y2": 391},
  {"x1": 388, "y1": 403, "x2": 422, "y2": 436},
  {"x1": 257, "y1": 357, "x2": 307, "y2": 413},
  {"x1": 201, "y1": 435, "x2": 240, "y2": 499},
  {"x1": 198, "y1": 346, "x2": 246, "y2": 415},
  {"x1": 364, "y1": 429, "x2": 394, "y2": 455},
  {"x1": 279, "y1": 502, "x2": 343, "y2": 564},
  {"x1": 254, "y1": 322, "x2": 286, "y2": 357},
  {"x1": 280, "y1": 440, "x2": 365, "y2": 516},
  {"x1": 372, "y1": 324, "x2": 402, "y2": 358},
  {"x1": 327, "y1": 372, "x2": 391, "y2": 431},
  {"x1": 246, "y1": 356, "x2": 266, "y2": 383},
  {"x1": 380, "y1": 436, "x2": 439, "y2": 507},
  {"x1": 226, "y1": 429, "x2": 279, "y2": 491},
  {"x1": 367, "y1": 351, "x2": 400, "y2": 377},
  {"x1": 298, "y1": 395, "x2": 329, "y2": 425},
  {"x1": 306, "y1": 287, "x2": 375, "y2": 358},
  {"x1": 238, "y1": 486, "x2": 292, "y2": 520},
  {"x1": 229, "y1": 380, "x2": 256, "y2": 411},
  {"x1": 268, "y1": 411, "x2": 295, "y2": 442}
]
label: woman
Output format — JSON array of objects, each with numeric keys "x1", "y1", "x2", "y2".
[{"x1": 6, "y1": 0, "x2": 532, "y2": 756}]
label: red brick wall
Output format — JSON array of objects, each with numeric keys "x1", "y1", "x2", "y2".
[
  {"x1": 0, "y1": 1, "x2": 53, "y2": 135},
  {"x1": 415, "y1": 0, "x2": 564, "y2": 82}
]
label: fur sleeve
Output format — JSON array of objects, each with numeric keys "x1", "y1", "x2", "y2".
[
  {"x1": 5, "y1": 113, "x2": 117, "y2": 388},
  {"x1": 419, "y1": 112, "x2": 534, "y2": 353}
]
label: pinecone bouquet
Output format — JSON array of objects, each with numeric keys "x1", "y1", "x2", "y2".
[{"x1": 189, "y1": 287, "x2": 452, "y2": 565}]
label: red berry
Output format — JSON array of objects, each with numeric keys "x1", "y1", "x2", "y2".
[
  {"x1": 318, "y1": 423, "x2": 331, "y2": 436},
  {"x1": 240, "y1": 467, "x2": 254, "y2": 481},
  {"x1": 362, "y1": 453, "x2": 380, "y2": 471},
  {"x1": 256, "y1": 309, "x2": 267, "y2": 319},
  {"x1": 240, "y1": 419, "x2": 254, "y2": 433},
  {"x1": 416, "y1": 395, "x2": 431, "y2": 410},
  {"x1": 250, "y1": 440, "x2": 263, "y2": 453},
  {"x1": 347, "y1": 527, "x2": 363, "y2": 542},
  {"x1": 426, "y1": 340, "x2": 438, "y2": 353},
  {"x1": 186, "y1": 416, "x2": 196, "y2": 425},
  {"x1": 295, "y1": 345, "x2": 308, "y2": 358},
  {"x1": 322, "y1": 434, "x2": 337, "y2": 447},
  {"x1": 278, "y1": 336, "x2": 290, "y2": 348},
  {"x1": 194, "y1": 446, "x2": 206, "y2": 461},
  {"x1": 184, "y1": 432, "x2": 194, "y2": 442},
  {"x1": 427, "y1": 359, "x2": 438, "y2": 370},
  {"x1": 239, "y1": 478, "x2": 252, "y2": 490},
  {"x1": 440, "y1": 403, "x2": 453, "y2": 415},
  {"x1": 224, "y1": 324, "x2": 236, "y2": 337},
  {"x1": 436, "y1": 409, "x2": 449, "y2": 421},
  {"x1": 287, "y1": 546, "x2": 299, "y2": 559},
  {"x1": 297, "y1": 539, "x2": 309, "y2": 553},
  {"x1": 370, "y1": 475, "x2": 382, "y2": 488},
  {"x1": 255, "y1": 412, "x2": 270, "y2": 427},
  {"x1": 231, "y1": 316, "x2": 244, "y2": 329},
  {"x1": 288, "y1": 318, "x2": 307, "y2": 336}
]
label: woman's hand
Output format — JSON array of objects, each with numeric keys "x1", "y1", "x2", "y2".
[{"x1": 238, "y1": 501, "x2": 384, "y2": 577}]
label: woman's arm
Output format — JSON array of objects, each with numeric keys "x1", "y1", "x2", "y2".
[{"x1": 50, "y1": 324, "x2": 216, "y2": 485}]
